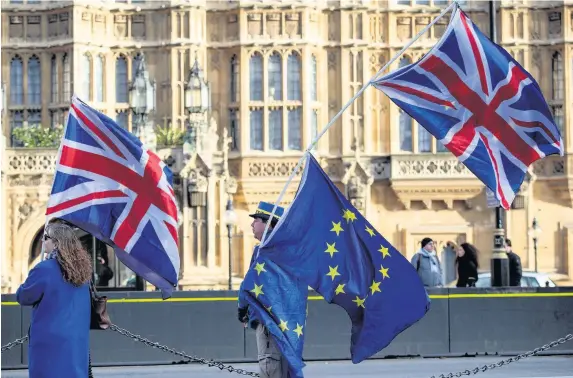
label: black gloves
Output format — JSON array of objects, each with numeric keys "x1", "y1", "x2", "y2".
[{"x1": 238, "y1": 307, "x2": 249, "y2": 323}]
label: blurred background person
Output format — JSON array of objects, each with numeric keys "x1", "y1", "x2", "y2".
[{"x1": 454, "y1": 242, "x2": 479, "y2": 287}]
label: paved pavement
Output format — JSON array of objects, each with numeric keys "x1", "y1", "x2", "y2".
[{"x1": 3, "y1": 356, "x2": 573, "y2": 377}]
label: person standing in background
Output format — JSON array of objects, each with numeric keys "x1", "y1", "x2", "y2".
[{"x1": 411, "y1": 237, "x2": 444, "y2": 288}]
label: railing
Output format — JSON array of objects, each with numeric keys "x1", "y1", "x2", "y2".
[{"x1": 390, "y1": 154, "x2": 476, "y2": 180}]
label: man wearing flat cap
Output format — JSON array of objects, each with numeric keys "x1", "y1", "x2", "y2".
[
  {"x1": 411, "y1": 237, "x2": 444, "y2": 288},
  {"x1": 237, "y1": 201, "x2": 289, "y2": 378}
]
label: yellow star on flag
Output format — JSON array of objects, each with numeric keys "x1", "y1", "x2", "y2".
[
  {"x1": 330, "y1": 221, "x2": 344, "y2": 236},
  {"x1": 378, "y1": 245, "x2": 391, "y2": 259},
  {"x1": 279, "y1": 319, "x2": 289, "y2": 332},
  {"x1": 254, "y1": 262, "x2": 266, "y2": 275},
  {"x1": 324, "y1": 242, "x2": 338, "y2": 258},
  {"x1": 251, "y1": 283, "x2": 264, "y2": 298},
  {"x1": 365, "y1": 226, "x2": 375, "y2": 237},
  {"x1": 379, "y1": 265, "x2": 390, "y2": 279},
  {"x1": 326, "y1": 265, "x2": 341, "y2": 281},
  {"x1": 265, "y1": 305, "x2": 272, "y2": 314},
  {"x1": 293, "y1": 323, "x2": 304, "y2": 338},
  {"x1": 342, "y1": 209, "x2": 357, "y2": 223},
  {"x1": 335, "y1": 283, "x2": 346, "y2": 295},
  {"x1": 369, "y1": 280, "x2": 381, "y2": 295},
  {"x1": 352, "y1": 296, "x2": 366, "y2": 308}
]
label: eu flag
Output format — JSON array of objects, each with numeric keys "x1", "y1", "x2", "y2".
[
  {"x1": 238, "y1": 252, "x2": 308, "y2": 378},
  {"x1": 259, "y1": 154, "x2": 430, "y2": 363}
]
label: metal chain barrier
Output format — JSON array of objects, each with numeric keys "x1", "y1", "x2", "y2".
[
  {"x1": 1, "y1": 335, "x2": 28, "y2": 352},
  {"x1": 108, "y1": 324, "x2": 260, "y2": 377},
  {"x1": 429, "y1": 333, "x2": 573, "y2": 378},
  {"x1": 2, "y1": 329, "x2": 572, "y2": 378}
]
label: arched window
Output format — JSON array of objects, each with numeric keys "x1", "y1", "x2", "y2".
[
  {"x1": 116, "y1": 55, "x2": 128, "y2": 102},
  {"x1": 249, "y1": 53, "x2": 263, "y2": 101},
  {"x1": 10, "y1": 56, "x2": 23, "y2": 105},
  {"x1": 81, "y1": 53, "x2": 91, "y2": 101},
  {"x1": 310, "y1": 55, "x2": 317, "y2": 101},
  {"x1": 269, "y1": 108, "x2": 283, "y2": 150},
  {"x1": 51, "y1": 55, "x2": 58, "y2": 103},
  {"x1": 552, "y1": 52, "x2": 563, "y2": 101},
  {"x1": 62, "y1": 54, "x2": 71, "y2": 102},
  {"x1": 418, "y1": 123, "x2": 431, "y2": 152},
  {"x1": 287, "y1": 53, "x2": 301, "y2": 101},
  {"x1": 230, "y1": 55, "x2": 239, "y2": 103},
  {"x1": 94, "y1": 56, "x2": 104, "y2": 102},
  {"x1": 268, "y1": 53, "x2": 282, "y2": 101},
  {"x1": 288, "y1": 107, "x2": 301, "y2": 150},
  {"x1": 250, "y1": 109, "x2": 263, "y2": 150},
  {"x1": 27, "y1": 56, "x2": 41, "y2": 105},
  {"x1": 399, "y1": 110, "x2": 413, "y2": 152}
]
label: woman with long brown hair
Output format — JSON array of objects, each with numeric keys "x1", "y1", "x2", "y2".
[{"x1": 17, "y1": 221, "x2": 93, "y2": 378}]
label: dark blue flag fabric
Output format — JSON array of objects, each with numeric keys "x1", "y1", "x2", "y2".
[
  {"x1": 238, "y1": 252, "x2": 308, "y2": 378},
  {"x1": 259, "y1": 153, "x2": 430, "y2": 364}
]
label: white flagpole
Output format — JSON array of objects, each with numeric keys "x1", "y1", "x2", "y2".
[{"x1": 259, "y1": 1, "x2": 459, "y2": 248}]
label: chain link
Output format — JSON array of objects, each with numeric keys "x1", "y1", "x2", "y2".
[
  {"x1": 3, "y1": 328, "x2": 572, "y2": 378},
  {"x1": 1, "y1": 335, "x2": 28, "y2": 352},
  {"x1": 429, "y1": 333, "x2": 573, "y2": 378},
  {"x1": 109, "y1": 324, "x2": 260, "y2": 377}
]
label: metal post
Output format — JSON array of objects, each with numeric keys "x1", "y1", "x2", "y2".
[
  {"x1": 92, "y1": 235, "x2": 97, "y2": 284},
  {"x1": 489, "y1": 0, "x2": 510, "y2": 287},
  {"x1": 227, "y1": 224, "x2": 233, "y2": 291}
]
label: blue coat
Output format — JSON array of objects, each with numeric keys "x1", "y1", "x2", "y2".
[{"x1": 16, "y1": 258, "x2": 91, "y2": 378}]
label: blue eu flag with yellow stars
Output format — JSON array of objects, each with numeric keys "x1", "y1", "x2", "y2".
[
  {"x1": 259, "y1": 153, "x2": 431, "y2": 364},
  {"x1": 238, "y1": 253, "x2": 309, "y2": 377}
]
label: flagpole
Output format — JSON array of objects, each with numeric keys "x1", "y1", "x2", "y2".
[
  {"x1": 488, "y1": 0, "x2": 510, "y2": 287},
  {"x1": 259, "y1": 1, "x2": 459, "y2": 247}
]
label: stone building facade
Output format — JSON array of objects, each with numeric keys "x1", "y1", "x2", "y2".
[{"x1": 1, "y1": 0, "x2": 572, "y2": 292}]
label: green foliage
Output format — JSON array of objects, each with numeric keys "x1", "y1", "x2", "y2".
[
  {"x1": 12, "y1": 124, "x2": 65, "y2": 148},
  {"x1": 155, "y1": 125, "x2": 184, "y2": 147}
]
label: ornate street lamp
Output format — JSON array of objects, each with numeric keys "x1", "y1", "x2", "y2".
[
  {"x1": 529, "y1": 217, "x2": 542, "y2": 273},
  {"x1": 129, "y1": 54, "x2": 156, "y2": 146},
  {"x1": 183, "y1": 57, "x2": 210, "y2": 155},
  {"x1": 224, "y1": 198, "x2": 238, "y2": 291}
]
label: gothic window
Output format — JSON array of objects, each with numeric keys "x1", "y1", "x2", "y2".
[
  {"x1": 94, "y1": 56, "x2": 104, "y2": 102},
  {"x1": 28, "y1": 110, "x2": 41, "y2": 126},
  {"x1": 269, "y1": 109, "x2": 283, "y2": 150},
  {"x1": 310, "y1": 55, "x2": 317, "y2": 101},
  {"x1": 268, "y1": 53, "x2": 282, "y2": 101},
  {"x1": 249, "y1": 53, "x2": 263, "y2": 101},
  {"x1": 230, "y1": 55, "x2": 239, "y2": 103},
  {"x1": 288, "y1": 108, "x2": 302, "y2": 150},
  {"x1": 250, "y1": 109, "x2": 263, "y2": 150},
  {"x1": 552, "y1": 51, "x2": 563, "y2": 101},
  {"x1": 81, "y1": 53, "x2": 91, "y2": 101},
  {"x1": 398, "y1": 56, "x2": 413, "y2": 152},
  {"x1": 115, "y1": 111, "x2": 128, "y2": 130},
  {"x1": 27, "y1": 56, "x2": 41, "y2": 105},
  {"x1": 418, "y1": 123, "x2": 431, "y2": 152},
  {"x1": 10, "y1": 56, "x2": 23, "y2": 105},
  {"x1": 132, "y1": 53, "x2": 143, "y2": 79},
  {"x1": 116, "y1": 55, "x2": 128, "y2": 102},
  {"x1": 229, "y1": 110, "x2": 239, "y2": 150},
  {"x1": 10, "y1": 111, "x2": 24, "y2": 146},
  {"x1": 399, "y1": 110, "x2": 413, "y2": 152},
  {"x1": 310, "y1": 110, "x2": 318, "y2": 146},
  {"x1": 62, "y1": 54, "x2": 71, "y2": 102},
  {"x1": 51, "y1": 55, "x2": 58, "y2": 103},
  {"x1": 287, "y1": 53, "x2": 301, "y2": 101},
  {"x1": 551, "y1": 105, "x2": 563, "y2": 132}
]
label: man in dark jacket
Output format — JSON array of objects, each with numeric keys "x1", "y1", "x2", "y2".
[{"x1": 505, "y1": 239, "x2": 522, "y2": 286}]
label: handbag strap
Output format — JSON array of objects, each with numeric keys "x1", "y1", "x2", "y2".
[{"x1": 89, "y1": 280, "x2": 98, "y2": 300}]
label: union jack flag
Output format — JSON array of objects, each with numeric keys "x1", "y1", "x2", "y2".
[
  {"x1": 373, "y1": 6, "x2": 563, "y2": 209},
  {"x1": 46, "y1": 96, "x2": 180, "y2": 298}
]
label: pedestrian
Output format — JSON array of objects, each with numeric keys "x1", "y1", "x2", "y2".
[
  {"x1": 505, "y1": 239, "x2": 523, "y2": 286},
  {"x1": 237, "y1": 201, "x2": 289, "y2": 378},
  {"x1": 454, "y1": 242, "x2": 479, "y2": 287},
  {"x1": 16, "y1": 222, "x2": 93, "y2": 378},
  {"x1": 411, "y1": 237, "x2": 444, "y2": 287}
]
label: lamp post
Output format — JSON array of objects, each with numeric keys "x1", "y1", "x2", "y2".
[
  {"x1": 129, "y1": 54, "x2": 156, "y2": 149},
  {"x1": 529, "y1": 217, "x2": 541, "y2": 273},
  {"x1": 488, "y1": 0, "x2": 510, "y2": 287},
  {"x1": 183, "y1": 57, "x2": 210, "y2": 156},
  {"x1": 224, "y1": 199, "x2": 237, "y2": 290}
]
